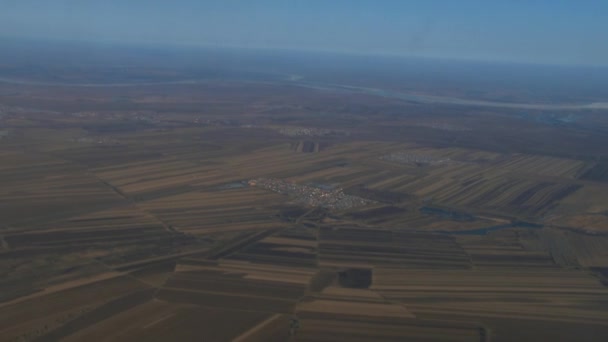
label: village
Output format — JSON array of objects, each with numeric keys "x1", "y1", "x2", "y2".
[{"x1": 249, "y1": 178, "x2": 373, "y2": 210}]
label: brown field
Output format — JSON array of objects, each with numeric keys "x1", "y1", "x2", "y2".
[{"x1": 1, "y1": 67, "x2": 608, "y2": 342}]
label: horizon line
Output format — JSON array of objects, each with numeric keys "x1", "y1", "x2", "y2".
[{"x1": 2, "y1": 34, "x2": 608, "y2": 70}]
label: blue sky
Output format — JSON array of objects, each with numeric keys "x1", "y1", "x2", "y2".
[{"x1": 1, "y1": 0, "x2": 607, "y2": 66}]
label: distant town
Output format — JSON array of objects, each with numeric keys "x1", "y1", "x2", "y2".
[
  {"x1": 277, "y1": 126, "x2": 349, "y2": 137},
  {"x1": 249, "y1": 178, "x2": 373, "y2": 210},
  {"x1": 380, "y1": 153, "x2": 452, "y2": 166}
]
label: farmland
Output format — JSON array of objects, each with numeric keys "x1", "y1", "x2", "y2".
[{"x1": 1, "y1": 51, "x2": 608, "y2": 341}]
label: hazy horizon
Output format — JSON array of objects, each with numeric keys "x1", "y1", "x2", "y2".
[{"x1": 1, "y1": 1, "x2": 608, "y2": 67}]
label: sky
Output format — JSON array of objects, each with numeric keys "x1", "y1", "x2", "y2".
[{"x1": 1, "y1": 0, "x2": 607, "y2": 66}]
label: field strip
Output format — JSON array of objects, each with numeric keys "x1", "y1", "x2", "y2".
[
  {"x1": 142, "y1": 313, "x2": 176, "y2": 329},
  {"x1": 0, "y1": 271, "x2": 125, "y2": 309},
  {"x1": 231, "y1": 313, "x2": 282, "y2": 342},
  {"x1": 371, "y1": 286, "x2": 608, "y2": 294},
  {"x1": 162, "y1": 287, "x2": 296, "y2": 302},
  {"x1": 407, "y1": 306, "x2": 608, "y2": 325},
  {"x1": 112, "y1": 248, "x2": 210, "y2": 271}
]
